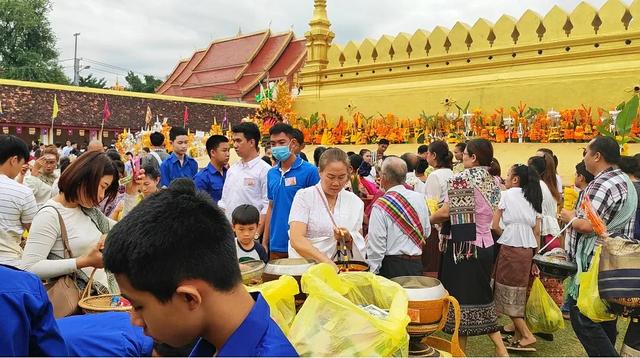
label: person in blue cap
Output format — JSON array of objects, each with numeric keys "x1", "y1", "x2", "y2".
[{"x1": 103, "y1": 181, "x2": 297, "y2": 357}]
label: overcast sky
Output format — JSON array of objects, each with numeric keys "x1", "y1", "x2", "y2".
[{"x1": 49, "y1": 0, "x2": 619, "y2": 85}]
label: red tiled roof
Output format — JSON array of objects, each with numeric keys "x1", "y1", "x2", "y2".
[{"x1": 157, "y1": 30, "x2": 306, "y2": 102}]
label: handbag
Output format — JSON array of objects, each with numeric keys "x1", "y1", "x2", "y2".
[
  {"x1": 44, "y1": 207, "x2": 82, "y2": 318},
  {"x1": 598, "y1": 236, "x2": 640, "y2": 310}
]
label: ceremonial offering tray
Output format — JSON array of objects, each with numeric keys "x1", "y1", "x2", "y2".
[
  {"x1": 335, "y1": 260, "x2": 369, "y2": 272},
  {"x1": 263, "y1": 258, "x2": 315, "y2": 308},
  {"x1": 533, "y1": 248, "x2": 577, "y2": 279},
  {"x1": 240, "y1": 259, "x2": 265, "y2": 286}
]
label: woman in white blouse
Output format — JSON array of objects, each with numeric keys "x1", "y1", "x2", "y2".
[
  {"x1": 423, "y1": 141, "x2": 454, "y2": 205},
  {"x1": 289, "y1": 148, "x2": 366, "y2": 265},
  {"x1": 22, "y1": 152, "x2": 122, "y2": 289},
  {"x1": 528, "y1": 156, "x2": 561, "y2": 250}
]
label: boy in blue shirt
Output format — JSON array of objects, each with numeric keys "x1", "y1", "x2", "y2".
[
  {"x1": 264, "y1": 123, "x2": 320, "y2": 259},
  {"x1": 194, "y1": 134, "x2": 229, "y2": 204},
  {"x1": 0, "y1": 264, "x2": 68, "y2": 356},
  {"x1": 104, "y1": 182, "x2": 297, "y2": 357},
  {"x1": 160, "y1": 127, "x2": 198, "y2": 188}
]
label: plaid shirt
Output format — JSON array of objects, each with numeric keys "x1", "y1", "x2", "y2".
[{"x1": 583, "y1": 167, "x2": 634, "y2": 228}]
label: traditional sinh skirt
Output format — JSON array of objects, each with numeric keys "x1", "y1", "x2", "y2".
[
  {"x1": 440, "y1": 242, "x2": 499, "y2": 336},
  {"x1": 493, "y1": 245, "x2": 534, "y2": 318}
]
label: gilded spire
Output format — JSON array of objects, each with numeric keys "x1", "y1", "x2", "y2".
[{"x1": 305, "y1": 0, "x2": 335, "y2": 71}]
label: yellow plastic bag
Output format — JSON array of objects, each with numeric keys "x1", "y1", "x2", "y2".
[
  {"x1": 288, "y1": 264, "x2": 410, "y2": 356},
  {"x1": 577, "y1": 246, "x2": 616, "y2": 323},
  {"x1": 247, "y1": 275, "x2": 299, "y2": 335},
  {"x1": 525, "y1": 277, "x2": 565, "y2": 333}
]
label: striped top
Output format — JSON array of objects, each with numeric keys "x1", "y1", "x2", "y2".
[{"x1": 0, "y1": 174, "x2": 37, "y2": 266}]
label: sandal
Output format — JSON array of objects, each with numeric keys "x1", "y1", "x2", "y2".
[{"x1": 506, "y1": 340, "x2": 537, "y2": 352}]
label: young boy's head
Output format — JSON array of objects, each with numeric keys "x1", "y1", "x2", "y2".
[
  {"x1": 169, "y1": 127, "x2": 189, "y2": 157},
  {"x1": 574, "y1": 160, "x2": 594, "y2": 189},
  {"x1": 0, "y1": 135, "x2": 30, "y2": 179},
  {"x1": 103, "y1": 182, "x2": 240, "y2": 347},
  {"x1": 231, "y1": 204, "x2": 260, "y2": 246}
]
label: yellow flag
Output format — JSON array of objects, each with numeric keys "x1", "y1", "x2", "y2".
[{"x1": 51, "y1": 94, "x2": 59, "y2": 119}]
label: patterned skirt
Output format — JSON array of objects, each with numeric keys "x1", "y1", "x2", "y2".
[
  {"x1": 440, "y1": 243, "x2": 499, "y2": 336},
  {"x1": 493, "y1": 245, "x2": 534, "y2": 318}
]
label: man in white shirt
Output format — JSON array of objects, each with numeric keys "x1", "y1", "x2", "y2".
[
  {"x1": 0, "y1": 135, "x2": 38, "y2": 268},
  {"x1": 367, "y1": 156, "x2": 431, "y2": 278},
  {"x1": 19, "y1": 145, "x2": 59, "y2": 208},
  {"x1": 62, "y1": 140, "x2": 73, "y2": 157},
  {"x1": 219, "y1": 122, "x2": 271, "y2": 237}
]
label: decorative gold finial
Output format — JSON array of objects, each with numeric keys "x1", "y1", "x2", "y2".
[{"x1": 304, "y1": 0, "x2": 335, "y2": 71}]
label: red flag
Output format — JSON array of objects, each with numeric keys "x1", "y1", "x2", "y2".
[
  {"x1": 102, "y1": 99, "x2": 111, "y2": 122},
  {"x1": 183, "y1": 106, "x2": 189, "y2": 127}
]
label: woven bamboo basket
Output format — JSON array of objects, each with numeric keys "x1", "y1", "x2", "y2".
[{"x1": 78, "y1": 269, "x2": 131, "y2": 314}]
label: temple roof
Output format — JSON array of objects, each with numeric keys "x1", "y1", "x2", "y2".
[{"x1": 157, "y1": 29, "x2": 306, "y2": 102}]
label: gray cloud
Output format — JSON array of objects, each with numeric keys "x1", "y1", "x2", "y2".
[{"x1": 50, "y1": 0, "x2": 617, "y2": 85}]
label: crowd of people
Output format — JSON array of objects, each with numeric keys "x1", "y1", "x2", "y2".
[{"x1": 1, "y1": 124, "x2": 639, "y2": 356}]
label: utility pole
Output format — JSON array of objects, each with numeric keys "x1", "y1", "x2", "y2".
[{"x1": 73, "y1": 32, "x2": 80, "y2": 86}]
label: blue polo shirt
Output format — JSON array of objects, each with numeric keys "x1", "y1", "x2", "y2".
[
  {"x1": 159, "y1": 152, "x2": 199, "y2": 187},
  {"x1": 267, "y1": 156, "x2": 320, "y2": 253},
  {"x1": 194, "y1": 163, "x2": 227, "y2": 203},
  {"x1": 190, "y1": 293, "x2": 297, "y2": 357},
  {"x1": 57, "y1": 312, "x2": 153, "y2": 356},
  {"x1": 0, "y1": 264, "x2": 68, "y2": 356}
]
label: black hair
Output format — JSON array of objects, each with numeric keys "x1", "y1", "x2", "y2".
[
  {"x1": 346, "y1": 151, "x2": 356, "y2": 157},
  {"x1": 291, "y1": 128, "x2": 305, "y2": 146},
  {"x1": 142, "y1": 164, "x2": 160, "y2": 180},
  {"x1": 428, "y1": 140, "x2": 453, "y2": 169},
  {"x1": 619, "y1": 155, "x2": 640, "y2": 178},
  {"x1": 0, "y1": 135, "x2": 30, "y2": 164},
  {"x1": 465, "y1": 138, "x2": 493, "y2": 166},
  {"x1": 125, "y1": 151, "x2": 133, "y2": 158},
  {"x1": 379, "y1": 138, "x2": 390, "y2": 145},
  {"x1": 231, "y1": 204, "x2": 260, "y2": 226},
  {"x1": 588, "y1": 136, "x2": 621, "y2": 165},
  {"x1": 168, "y1": 177, "x2": 196, "y2": 193},
  {"x1": 105, "y1": 149, "x2": 121, "y2": 162},
  {"x1": 416, "y1": 158, "x2": 429, "y2": 175},
  {"x1": 489, "y1": 158, "x2": 501, "y2": 177},
  {"x1": 269, "y1": 122, "x2": 295, "y2": 138},
  {"x1": 575, "y1": 160, "x2": 595, "y2": 183},
  {"x1": 538, "y1": 148, "x2": 559, "y2": 170},
  {"x1": 261, "y1": 155, "x2": 273, "y2": 166},
  {"x1": 150, "y1": 132, "x2": 165, "y2": 147},
  {"x1": 232, "y1": 122, "x2": 261, "y2": 151},
  {"x1": 455, "y1": 142, "x2": 466, "y2": 152},
  {"x1": 104, "y1": 182, "x2": 241, "y2": 302},
  {"x1": 59, "y1": 156, "x2": 72, "y2": 174},
  {"x1": 169, "y1": 127, "x2": 188, "y2": 141},
  {"x1": 314, "y1": 146, "x2": 327, "y2": 167},
  {"x1": 511, "y1": 164, "x2": 543, "y2": 213},
  {"x1": 400, "y1": 153, "x2": 417, "y2": 172},
  {"x1": 358, "y1": 149, "x2": 371, "y2": 157},
  {"x1": 113, "y1": 160, "x2": 125, "y2": 176},
  {"x1": 528, "y1": 156, "x2": 546, "y2": 176},
  {"x1": 349, "y1": 154, "x2": 363, "y2": 172},
  {"x1": 142, "y1": 147, "x2": 150, "y2": 154},
  {"x1": 205, "y1": 135, "x2": 229, "y2": 157},
  {"x1": 417, "y1": 144, "x2": 429, "y2": 154}
]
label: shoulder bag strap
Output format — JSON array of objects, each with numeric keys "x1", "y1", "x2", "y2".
[{"x1": 40, "y1": 205, "x2": 73, "y2": 259}]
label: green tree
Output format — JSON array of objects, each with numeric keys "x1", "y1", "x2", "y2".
[
  {"x1": 124, "y1": 71, "x2": 162, "y2": 93},
  {"x1": 78, "y1": 74, "x2": 106, "y2": 88},
  {"x1": 0, "y1": 0, "x2": 69, "y2": 84}
]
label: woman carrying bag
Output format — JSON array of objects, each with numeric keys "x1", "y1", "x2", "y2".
[{"x1": 21, "y1": 152, "x2": 127, "y2": 317}]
